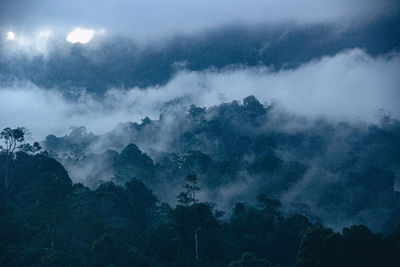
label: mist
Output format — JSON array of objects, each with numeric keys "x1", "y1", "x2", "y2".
[
  {"x1": 1, "y1": 1, "x2": 400, "y2": 265},
  {"x1": 0, "y1": 48, "x2": 398, "y2": 140}
]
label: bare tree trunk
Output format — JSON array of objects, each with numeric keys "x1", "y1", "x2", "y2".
[
  {"x1": 3, "y1": 153, "x2": 12, "y2": 196},
  {"x1": 194, "y1": 228, "x2": 198, "y2": 261},
  {"x1": 4, "y1": 155, "x2": 9, "y2": 190},
  {"x1": 51, "y1": 214, "x2": 55, "y2": 250},
  {"x1": 48, "y1": 214, "x2": 56, "y2": 250}
]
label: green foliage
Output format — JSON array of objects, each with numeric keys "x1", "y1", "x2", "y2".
[
  {"x1": 42, "y1": 97, "x2": 400, "y2": 239},
  {"x1": 0, "y1": 127, "x2": 25, "y2": 154},
  {"x1": 296, "y1": 225, "x2": 400, "y2": 267},
  {"x1": 256, "y1": 193, "x2": 282, "y2": 217},
  {"x1": 0, "y1": 127, "x2": 42, "y2": 156},
  {"x1": 228, "y1": 252, "x2": 271, "y2": 267},
  {"x1": 90, "y1": 234, "x2": 149, "y2": 267},
  {"x1": 178, "y1": 172, "x2": 200, "y2": 206},
  {"x1": 18, "y1": 142, "x2": 42, "y2": 154},
  {"x1": 0, "y1": 204, "x2": 21, "y2": 248},
  {"x1": 0, "y1": 134, "x2": 400, "y2": 267}
]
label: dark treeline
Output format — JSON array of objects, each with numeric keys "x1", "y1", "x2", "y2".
[
  {"x1": 44, "y1": 96, "x2": 400, "y2": 233},
  {"x1": 0, "y1": 149, "x2": 399, "y2": 266},
  {"x1": 1, "y1": 95, "x2": 400, "y2": 266}
]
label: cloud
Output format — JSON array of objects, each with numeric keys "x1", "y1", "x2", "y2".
[
  {"x1": 0, "y1": 0, "x2": 397, "y2": 41},
  {"x1": 0, "y1": 49, "x2": 398, "y2": 140},
  {"x1": 181, "y1": 49, "x2": 400, "y2": 122}
]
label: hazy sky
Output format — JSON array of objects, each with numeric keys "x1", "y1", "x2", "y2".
[
  {"x1": 0, "y1": 0, "x2": 397, "y2": 40},
  {"x1": 0, "y1": 0, "x2": 399, "y2": 139}
]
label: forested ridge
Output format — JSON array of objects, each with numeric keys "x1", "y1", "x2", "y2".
[
  {"x1": 45, "y1": 96, "x2": 400, "y2": 233},
  {"x1": 1, "y1": 96, "x2": 400, "y2": 266},
  {"x1": 1, "y1": 1, "x2": 400, "y2": 266},
  {"x1": 0, "y1": 152, "x2": 399, "y2": 266}
]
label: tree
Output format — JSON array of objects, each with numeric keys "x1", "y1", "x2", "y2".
[
  {"x1": 19, "y1": 142, "x2": 42, "y2": 154},
  {"x1": 176, "y1": 172, "x2": 201, "y2": 261},
  {"x1": 295, "y1": 226, "x2": 337, "y2": 267},
  {"x1": 90, "y1": 234, "x2": 149, "y2": 266},
  {"x1": 177, "y1": 172, "x2": 199, "y2": 206},
  {"x1": 256, "y1": 193, "x2": 282, "y2": 219},
  {"x1": 228, "y1": 252, "x2": 271, "y2": 267},
  {"x1": 0, "y1": 127, "x2": 43, "y2": 197},
  {"x1": 0, "y1": 127, "x2": 26, "y2": 195},
  {"x1": 0, "y1": 127, "x2": 26, "y2": 154}
]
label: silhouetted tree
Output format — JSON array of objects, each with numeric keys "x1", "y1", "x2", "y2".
[
  {"x1": 256, "y1": 193, "x2": 283, "y2": 219},
  {"x1": 0, "y1": 127, "x2": 26, "y2": 154},
  {"x1": 176, "y1": 172, "x2": 202, "y2": 262},
  {"x1": 177, "y1": 172, "x2": 199, "y2": 206},
  {"x1": 19, "y1": 141, "x2": 42, "y2": 154},
  {"x1": 0, "y1": 127, "x2": 27, "y2": 195}
]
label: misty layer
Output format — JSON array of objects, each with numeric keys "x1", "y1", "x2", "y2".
[
  {"x1": 1, "y1": 1, "x2": 400, "y2": 266},
  {"x1": 1, "y1": 49, "x2": 399, "y2": 140},
  {"x1": 43, "y1": 96, "x2": 400, "y2": 233}
]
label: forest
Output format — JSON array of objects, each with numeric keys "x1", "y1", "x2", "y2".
[
  {"x1": 1, "y1": 1, "x2": 399, "y2": 266},
  {"x1": 1, "y1": 96, "x2": 400, "y2": 266}
]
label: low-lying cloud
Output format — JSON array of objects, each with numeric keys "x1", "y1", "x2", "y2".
[{"x1": 0, "y1": 48, "x2": 399, "y2": 140}]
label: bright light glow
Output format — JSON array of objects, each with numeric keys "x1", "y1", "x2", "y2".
[
  {"x1": 6, "y1": 31, "x2": 15, "y2": 40},
  {"x1": 66, "y1": 28, "x2": 94, "y2": 44}
]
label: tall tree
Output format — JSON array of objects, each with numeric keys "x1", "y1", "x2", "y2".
[
  {"x1": 0, "y1": 127, "x2": 41, "y2": 197},
  {"x1": 0, "y1": 127, "x2": 26, "y2": 154},
  {"x1": 177, "y1": 172, "x2": 201, "y2": 261},
  {"x1": 177, "y1": 172, "x2": 199, "y2": 206},
  {"x1": 0, "y1": 127, "x2": 26, "y2": 195}
]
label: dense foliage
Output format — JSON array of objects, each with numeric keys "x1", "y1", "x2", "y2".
[
  {"x1": 0, "y1": 150, "x2": 399, "y2": 266},
  {"x1": 1, "y1": 95, "x2": 400, "y2": 266},
  {"x1": 1, "y1": 2, "x2": 398, "y2": 266},
  {"x1": 44, "y1": 96, "x2": 400, "y2": 233}
]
